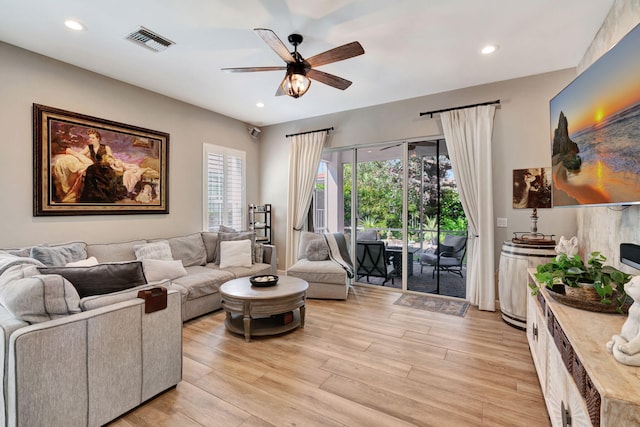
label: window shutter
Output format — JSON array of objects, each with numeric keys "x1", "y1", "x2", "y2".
[{"x1": 203, "y1": 144, "x2": 245, "y2": 231}]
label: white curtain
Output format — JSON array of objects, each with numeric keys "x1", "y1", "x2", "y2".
[
  {"x1": 440, "y1": 105, "x2": 496, "y2": 311},
  {"x1": 286, "y1": 131, "x2": 328, "y2": 268}
]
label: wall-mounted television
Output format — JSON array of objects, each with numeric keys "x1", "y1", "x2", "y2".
[{"x1": 550, "y1": 22, "x2": 640, "y2": 207}]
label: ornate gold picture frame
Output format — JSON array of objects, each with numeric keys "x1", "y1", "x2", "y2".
[{"x1": 33, "y1": 104, "x2": 169, "y2": 216}]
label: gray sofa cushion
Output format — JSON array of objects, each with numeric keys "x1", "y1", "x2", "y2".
[
  {"x1": 216, "y1": 262, "x2": 272, "y2": 279},
  {"x1": 171, "y1": 266, "x2": 234, "y2": 300},
  {"x1": 30, "y1": 242, "x2": 87, "y2": 267},
  {"x1": 0, "y1": 274, "x2": 81, "y2": 323},
  {"x1": 287, "y1": 258, "x2": 347, "y2": 285},
  {"x1": 306, "y1": 239, "x2": 329, "y2": 261},
  {"x1": 150, "y1": 233, "x2": 207, "y2": 267},
  {"x1": 86, "y1": 239, "x2": 147, "y2": 262},
  {"x1": 79, "y1": 280, "x2": 170, "y2": 311},
  {"x1": 39, "y1": 261, "x2": 147, "y2": 298}
]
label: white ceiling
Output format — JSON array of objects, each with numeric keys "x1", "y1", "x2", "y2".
[{"x1": 0, "y1": 0, "x2": 614, "y2": 127}]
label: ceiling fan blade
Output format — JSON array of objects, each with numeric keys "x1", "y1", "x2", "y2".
[
  {"x1": 222, "y1": 66, "x2": 286, "y2": 73},
  {"x1": 307, "y1": 69, "x2": 352, "y2": 90},
  {"x1": 254, "y1": 28, "x2": 295, "y2": 63},
  {"x1": 306, "y1": 41, "x2": 364, "y2": 67},
  {"x1": 380, "y1": 143, "x2": 402, "y2": 151},
  {"x1": 275, "y1": 78, "x2": 286, "y2": 96}
]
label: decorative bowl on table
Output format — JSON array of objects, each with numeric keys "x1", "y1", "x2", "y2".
[{"x1": 249, "y1": 275, "x2": 279, "y2": 287}]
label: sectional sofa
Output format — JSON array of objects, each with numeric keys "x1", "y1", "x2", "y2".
[{"x1": 0, "y1": 231, "x2": 276, "y2": 427}]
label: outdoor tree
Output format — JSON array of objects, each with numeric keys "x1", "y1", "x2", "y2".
[{"x1": 342, "y1": 154, "x2": 467, "y2": 237}]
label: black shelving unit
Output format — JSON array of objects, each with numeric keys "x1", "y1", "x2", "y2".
[{"x1": 248, "y1": 204, "x2": 271, "y2": 244}]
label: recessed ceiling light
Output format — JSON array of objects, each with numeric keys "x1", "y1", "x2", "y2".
[
  {"x1": 481, "y1": 45, "x2": 498, "y2": 55},
  {"x1": 256, "y1": 102, "x2": 264, "y2": 108},
  {"x1": 64, "y1": 19, "x2": 85, "y2": 31}
]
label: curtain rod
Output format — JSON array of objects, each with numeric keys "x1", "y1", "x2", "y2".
[
  {"x1": 285, "y1": 127, "x2": 334, "y2": 138},
  {"x1": 419, "y1": 100, "x2": 501, "y2": 118}
]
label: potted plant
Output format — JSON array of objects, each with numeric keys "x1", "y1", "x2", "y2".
[{"x1": 531, "y1": 252, "x2": 632, "y2": 313}]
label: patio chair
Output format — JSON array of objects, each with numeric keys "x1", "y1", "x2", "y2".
[
  {"x1": 419, "y1": 234, "x2": 467, "y2": 278},
  {"x1": 356, "y1": 241, "x2": 396, "y2": 285}
]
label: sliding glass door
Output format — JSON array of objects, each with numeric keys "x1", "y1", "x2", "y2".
[{"x1": 315, "y1": 139, "x2": 466, "y2": 298}]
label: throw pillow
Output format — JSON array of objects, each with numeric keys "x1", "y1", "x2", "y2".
[
  {"x1": 297, "y1": 232, "x2": 324, "y2": 261},
  {"x1": 218, "y1": 225, "x2": 237, "y2": 233},
  {"x1": 0, "y1": 247, "x2": 32, "y2": 257},
  {"x1": 254, "y1": 243, "x2": 264, "y2": 264},
  {"x1": 142, "y1": 259, "x2": 187, "y2": 282},
  {"x1": 306, "y1": 239, "x2": 329, "y2": 261},
  {"x1": 164, "y1": 233, "x2": 207, "y2": 267},
  {"x1": 201, "y1": 232, "x2": 218, "y2": 263},
  {"x1": 133, "y1": 241, "x2": 173, "y2": 261},
  {"x1": 65, "y1": 256, "x2": 99, "y2": 267},
  {"x1": 29, "y1": 242, "x2": 87, "y2": 267},
  {"x1": 215, "y1": 231, "x2": 256, "y2": 264},
  {"x1": 0, "y1": 274, "x2": 81, "y2": 323},
  {"x1": 86, "y1": 239, "x2": 147, "y2": 263},
  {"x1": 219, "y1": 240, "x2": 252, "y2": 269},
  {"x1": 39, "y1": 261, "x2": 147, "y2": 298}
]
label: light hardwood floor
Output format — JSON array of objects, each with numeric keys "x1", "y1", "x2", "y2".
[{"x1": 111, "y1": 285, "x2": 550, "y2": 427}]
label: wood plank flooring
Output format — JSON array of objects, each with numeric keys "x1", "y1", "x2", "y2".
[{"x1": 110, "y1": 285, "x2": 550, "y2": 427}]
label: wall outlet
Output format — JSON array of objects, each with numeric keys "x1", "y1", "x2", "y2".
[{"x1": 497, "y1": 217, "x2": 508, "y2": 228}]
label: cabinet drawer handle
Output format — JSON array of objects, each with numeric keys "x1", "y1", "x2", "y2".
[
  {"x1": 561, "y1": 401, "x2": 572, "y2": 426},
  {"x1": 533, "y1": 323, "x2": 538, "y2": 340}
]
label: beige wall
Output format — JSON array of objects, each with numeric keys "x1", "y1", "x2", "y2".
[
  {"x1": 4, "y1": 0, "x2": 636, "y2": 275},
  {"x1": 0, "y1": 41, "x2": 260, "y2": 248},
  {"x1": 260, "y1": 70, "x2": 580, "y2": 270},
  {"x1": 576, "y1": 0, "x2": 640, "y2": 273}
]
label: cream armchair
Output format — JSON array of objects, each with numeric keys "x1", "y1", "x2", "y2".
[{"x1": 286, "y1": 232, "x2": 351, "y2": 300}]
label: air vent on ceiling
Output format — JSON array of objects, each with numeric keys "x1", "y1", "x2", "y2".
[{"x1": 125, "y1": 26, "x2": 174, "y2": 52}]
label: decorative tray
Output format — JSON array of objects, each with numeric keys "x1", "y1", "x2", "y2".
[{"x1": 249, "y1": 275, "x2": 279, "y2": 287}]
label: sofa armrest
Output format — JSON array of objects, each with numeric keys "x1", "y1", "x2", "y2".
[
  {"x1": 262, "y1": 244, "x2": 277, "y2": 274},
  {"x1": 6, "y1": 291, "x2": 182, "y2": 427}
]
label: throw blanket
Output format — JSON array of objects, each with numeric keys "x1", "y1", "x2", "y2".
[{"x1": 322, "y1": 233, "x2": 354, "y2": 279}]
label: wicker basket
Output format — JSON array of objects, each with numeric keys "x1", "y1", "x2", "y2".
[
  {"x1": 564, "y1": 283, "x2": 601, "y2": 303},
  {"x1": 547, "y1": 284, "x2": 631, "y2": 314}
]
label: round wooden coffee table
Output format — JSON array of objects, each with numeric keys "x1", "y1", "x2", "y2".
[{"x1": 219, "y1": 276, "x2": 308, "y2": 342}]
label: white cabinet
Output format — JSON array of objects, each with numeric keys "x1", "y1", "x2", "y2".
[
  {"x1": 527, "y1": 269, "x2": 640, "y2": 426},
  {"x1": 546, "y1": 342, "x2": 591, "y2": 426},
  {"x1": 526, "y1": 293, "x2": 548, "y2": 388}
]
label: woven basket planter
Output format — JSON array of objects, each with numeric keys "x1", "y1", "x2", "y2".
[
  {"x1": 564, "y1": 283, "x2": 601, "y2": 304},
  {"x1": 546, "y1": 283, "x2": 631, "y2": 314}
]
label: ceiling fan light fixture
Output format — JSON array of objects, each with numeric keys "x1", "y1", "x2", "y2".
[{"x1": 282, "y1": 70, "x2": 311, "y2": 98}]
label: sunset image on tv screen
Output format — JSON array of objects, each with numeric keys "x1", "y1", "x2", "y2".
[{"x1": 550, "y1": 23, "x2": 640, "y2": 207}]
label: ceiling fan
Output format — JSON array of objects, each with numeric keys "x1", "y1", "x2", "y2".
[
  {"x1": 221, "y1": 28, "x2": 365, "y2": 98},
  {"x1": 380, "y1": 140, "x2": 439, "y2": 151}
]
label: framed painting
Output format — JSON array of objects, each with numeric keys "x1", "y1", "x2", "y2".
[
  {"x1": 512, "y1": 167, "x2": 552, "y2": 209},
  {"x1": 33, "y1": 104, "x2": 169, "y2": 216}
]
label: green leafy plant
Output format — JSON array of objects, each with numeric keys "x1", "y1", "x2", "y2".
[
  {"x1": 532, "y1": 252, "x2": 631, "y2": 313},
  {"x1": 358, "y1": 216, "x2": 378, "y2": 229}
]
